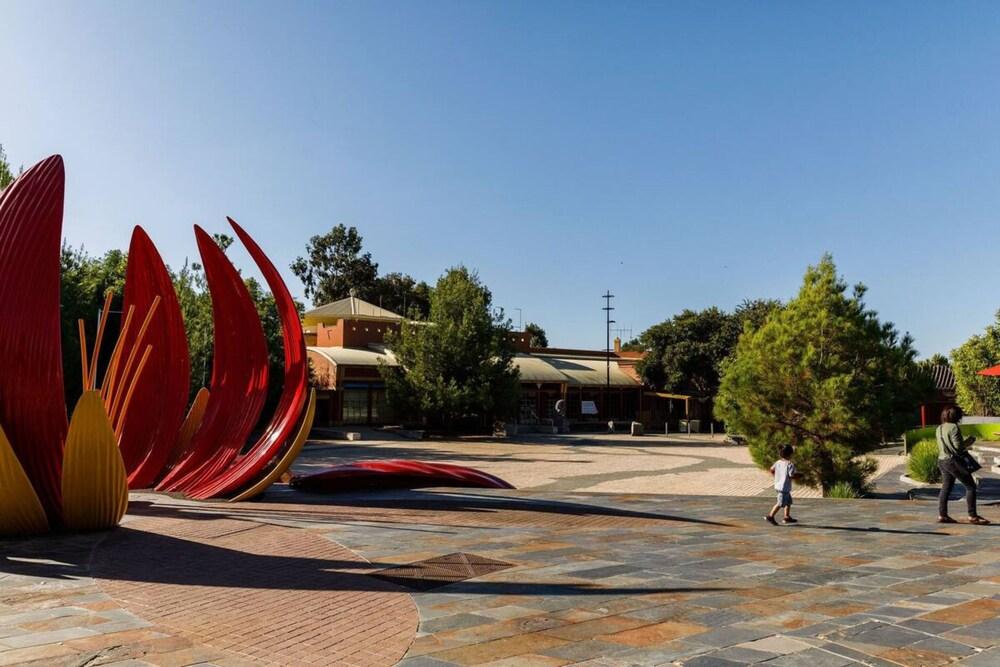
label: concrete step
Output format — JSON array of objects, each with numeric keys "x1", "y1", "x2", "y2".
[{"x1": 973, "y1": 443, "x2": 1000, "y2": 455}]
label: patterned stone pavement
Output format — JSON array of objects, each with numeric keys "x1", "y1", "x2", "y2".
[
  {"x1": 294, "y1": 432, "x2": 911, "y2": 499},
  {"x1": 268, "y1": 489, "x2": 1000, "y2": 667},
  {"x1": 4, "y1": 484, "x2": 1000, "y2": 666}
]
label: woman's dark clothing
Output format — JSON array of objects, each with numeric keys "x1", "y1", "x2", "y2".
[
  {"x1": 936, "y1": 422, "x2": 978, "y2": 518},
  {"x1": 938, "y1": 458, "x2": 977, "y2": 517}
]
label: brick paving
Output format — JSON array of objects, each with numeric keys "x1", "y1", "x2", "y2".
[
  {"x1": 0, "y1": 510, "x2": 418, "y2": 666},
  {"x1": 93, "y1": 516, "x2": 417, "y2": 666}
]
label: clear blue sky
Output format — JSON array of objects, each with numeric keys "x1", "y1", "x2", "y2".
[{"x1": 3, "y1": 1, "x2": 999, "y2": 355}]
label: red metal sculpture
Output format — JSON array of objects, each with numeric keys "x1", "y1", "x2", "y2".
[
  {"x1": 157, "y1": 226, "x2": 270, "y2": 493},
  {"x1": 117, "y1": 227, "x2": 191, "y2": 489},
  {"x1": 188, "y1": 218, "x2": 309, "y2": 500},
  {"x1": 0, "y1": 153, "x2": 510, "y2": 538},
  {"x1": 0, "y1": 155, "x2": 69, "y2": 523},
  {"x1": 291, "y1": 460, "x2": 515, "y2": 493}
]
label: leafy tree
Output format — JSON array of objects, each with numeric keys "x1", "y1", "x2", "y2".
[
  {"x1": 923, "y1": 353, "x2": 951, "y2": 368},
  {"x1": 524, "y1": 322, "x2": 548, "y2": 348},
  {"x1": 381, "y1": 266, "x2": 520, "y2": 431},
  {"x1": 734, "y1": 298, "x2": 782, "y2": 332},
  {"x1": 636, "y1": 299, "x2": 780, "y2": 396},
  {"x1": 621, "y1": 338, "x2": 644, "y2": 352},
  {"x1": 291, "y1": 224, "x2": 431, "y2": 317},
  {"x1": 291, "y1": 224, "x2": 379, "y2": 305},
  {"x1": 715, "y1": 255, "x2": 932, "y2": 493},
  {"x1": 369, "y1": 271, "x2": 432, "y2": 318},
  {"x1": 951, "y1": 313, "x2": 1000, "y2": 416},
  {"x1": 0, "y1": 144, "x2": 16, "y2": 192}
]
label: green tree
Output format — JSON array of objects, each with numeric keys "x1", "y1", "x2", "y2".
[
  {"x1": 524, "y1": 322, "x2": 548, "y2": 348},
  {"x1": 734, "y1": 298, "x2": 782, "y2": 333},
  {"x1": 922, "y1": 353, "x2": 951, "y2": 368},
  {"x1": 621, "y1": 338, "x2": 644, "y2": 352},
  {"x1": 715, "y1": 256, "x2": 931, "y2": 493},
  {"x1": 636, "y1": 299, "x2": 780, "y2": 396},
  {"x1": 290, "y1": 224, "x2": 379, "y2": 305},
  {"x1": 951, "y1": 313, "x2": 1000, "y2": 416},
  {"x1": 0, "y1": 144, "x2": 21, "y2": 192},
  {"x1": 380, "y1": 266, "x2": 520, "y2": 431},
  {"x1": 291, "y1": 224, "x2": 431, "y2": 317},
  {"x1": 369, "y1": 271, "x2": 432, "y2": 318}
]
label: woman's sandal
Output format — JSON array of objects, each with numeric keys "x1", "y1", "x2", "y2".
[
  {"x1": 968, "y1": 515, "x2": 991, "y2": 525},
  {"x1": 937, "y1": 516, "x2": 957, "y2": 523}
]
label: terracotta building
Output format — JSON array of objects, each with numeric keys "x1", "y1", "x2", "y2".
[{"x1": 305, "y1": 296, "x2": 656, "y2": 426}]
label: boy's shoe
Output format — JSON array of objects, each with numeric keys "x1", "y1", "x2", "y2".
[
  {"x1": 765, "y1": 515, "x2": 777, "y2": 525},
  {"x1": 782, "y1": 517, "x2": 798, "y2": 524}
]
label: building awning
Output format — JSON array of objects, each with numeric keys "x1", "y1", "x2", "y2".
[
  {"x1": 645, "y1": 391, "x2": 692, "y2": 401},
  {"x1": 978, "y1": 364, "x2": 1000, "y2": 377},
  {"x1": 513, "y1": 353, "x2": 640, "y2": 387},
  {"x1": 308, "y1": 345, "x2": 397, "y2": 367}
]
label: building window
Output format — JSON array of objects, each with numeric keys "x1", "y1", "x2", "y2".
[{"x1": 342, "y1": 388, "x2": 368, "y2": 423}]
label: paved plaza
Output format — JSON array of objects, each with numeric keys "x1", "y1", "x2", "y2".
[
  {"x1": 295, "y1": 432, "x2": 907, "y2": 499},
  {"x1": 2, "y1": 435, "x2": 1000, "y2": 666}
]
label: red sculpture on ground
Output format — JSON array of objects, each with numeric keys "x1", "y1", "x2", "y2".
[
  {"x1": 158, "y1": 226, "x2": 270, "y2": 493},
  {"x1": 291, "y1": 460, "x2": 515, "y2": 493},
  {"x1": 0, "y1": 155, "x2": 70, "y2": 523},
  {"x1": 188, "y1": 218, "x2": 309, "y2": 500},
  {"x1": 118, "y1": 227, "x2": 191, "y2": 489}
]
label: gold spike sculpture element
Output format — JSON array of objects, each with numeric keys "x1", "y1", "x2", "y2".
[
  {"x1": 168, "y1": 387, "x2": 211, "y2": 471},
  {"x1": 0, "y1": 424, "x2": 50, "y2": 536},
  {"x1": 61, "y1": 391, "x2": 129, "y2": 532}
]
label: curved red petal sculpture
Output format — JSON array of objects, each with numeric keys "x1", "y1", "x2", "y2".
[
  {"x1": 0, "y1": 156, "x2": 69, "y2": 522},
  {"x1": 188, "y1": 218, "x2": 307, "y2": 499},
  {"x1": 156, "y1": 226, "x2": 269, "y2": 492},
  {"x1": 290, "y1": 460, "x2": 515, "y2": 493},
  {"x1": 118, "y1": 227, "x2": 191, "y2": 489}
]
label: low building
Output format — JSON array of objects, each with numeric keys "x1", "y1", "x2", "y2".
[
  {"x1": 507, "y1": 334, "x2": 644, "y2": 425},
  {"x1": 304, "y1": 296, "x2": 401, "y2": 426},
  {"x1": 305, "y1": 296, "x2": 650, "y2": 426}
]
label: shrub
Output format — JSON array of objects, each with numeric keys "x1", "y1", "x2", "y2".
[
  {"x1": 826, "y1": 481, "x2": 862, "y2": 498},
  {"x1": 908, "y1": 439, "x2": 941, "y2": 483}
]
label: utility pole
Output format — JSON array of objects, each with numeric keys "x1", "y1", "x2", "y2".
[{"x1": 602, "y1": 291, "x2": 615, "y2": 419}]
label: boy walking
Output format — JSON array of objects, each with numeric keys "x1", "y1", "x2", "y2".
[{"x1": 766, "y1": 444, "x2": 797, "y2": 525}]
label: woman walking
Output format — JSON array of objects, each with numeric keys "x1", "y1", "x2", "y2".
[{"x1": 937, "y1": 406, "x2": 990, "y2": 524}]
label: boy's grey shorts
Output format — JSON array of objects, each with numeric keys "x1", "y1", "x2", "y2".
[{"x1": 776, "y1": 491, "x2": 793, "y2": 507}]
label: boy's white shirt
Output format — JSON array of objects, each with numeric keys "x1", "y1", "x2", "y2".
[{"x1": 771, "y1": 459, "x2": 796, "y2": 492}]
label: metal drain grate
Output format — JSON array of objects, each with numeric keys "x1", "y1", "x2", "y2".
[{"x1": 370, "y1": 552, "x2": 514, "y2": 591}]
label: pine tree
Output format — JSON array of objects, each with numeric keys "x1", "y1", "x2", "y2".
[{"x1": 716, "y1": 255, "x2": 932, "y2": 493}]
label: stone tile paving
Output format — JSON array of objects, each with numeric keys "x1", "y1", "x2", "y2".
[
  {"x1": 5, "y1": 485, "x2": 1000, "y2": 665},
  {"x1": 253, "y1": 488, "x2": 1000, "y2": 667},
  {"x1": 294, "y1": 433, "x2": 834, "y2": 498}
]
